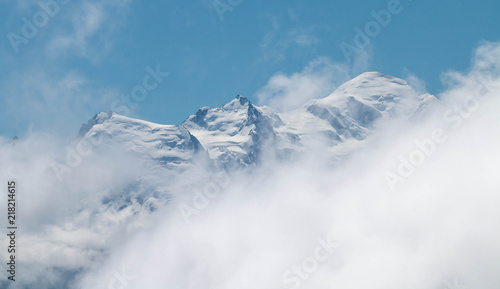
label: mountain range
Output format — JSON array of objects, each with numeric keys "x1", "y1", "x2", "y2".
[{"x1": 78, "y1": 72, "x2": 440, "y2": 174}]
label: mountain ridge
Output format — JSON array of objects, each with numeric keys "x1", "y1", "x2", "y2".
[{"x1": 79, "y1": 72, "x2": 440, "y2": 170}]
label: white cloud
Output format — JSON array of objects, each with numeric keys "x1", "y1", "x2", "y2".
[
  {"x1": 77, "y1": 86, "x2": 500, "y2": 289},
  {"x1": 255, "y1": 57, "x2": 351, "y2": 112},
  {"x1": 254, "y1": 53, "x2": 375, "y2": 112},
  {"x1": 440, "y1": 41, "x2": 500, "y2": 103},
  {"x1": 76, "y1": 41, "x2": 500, "y2": 289},
  {"x1": 1, "y1": 41, "x2": 500, "y2": 289},
  {"x1": 45, "y1": 0, "x2": 132, "y2": 61},
  {"x1": 350, "y1": 47, "x2": 372, "y2": 75},
  {"x1": 403, "y1": 71, "x2": 427, "y2": 94}
]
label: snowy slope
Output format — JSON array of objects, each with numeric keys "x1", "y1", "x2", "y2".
[
  {"x1": 79, "y1": 112, "x2": 208, "y2": 170},
  {"x1": 182, "y1": 95, "x2": 283, "y2": 169},
  {"x1": 275, "y1": 72, "x2": 440, "y2": 156},
  {"x1": 79, "y1": 72, "x2": 440, "y2": 170}
]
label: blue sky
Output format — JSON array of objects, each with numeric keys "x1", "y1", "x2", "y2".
[{"x1": 1, "y1": 0, "x2": 499, "y2": 138}]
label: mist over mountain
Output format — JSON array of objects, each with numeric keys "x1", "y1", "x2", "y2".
[
  {"x1": 1, "y1": 53, "x2": 500, "y2": 289},
  {"x1": 2, "y1": 0, "x2": 500, "y2": 286}
]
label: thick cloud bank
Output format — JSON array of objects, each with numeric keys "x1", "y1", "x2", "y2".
[{"x1": 1, "y1": 42, "x2": 500, "y2": 289}]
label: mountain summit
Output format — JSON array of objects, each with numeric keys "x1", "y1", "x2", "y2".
[{"x1": 79, "y1": 72, "x2": 439, "y2": 170}]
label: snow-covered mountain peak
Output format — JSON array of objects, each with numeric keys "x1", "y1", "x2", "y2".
[
  {"x1": 78, "y1": 112, "x2": 112, "y2": 136},
  {"x1": 302, "y1": 71, "x2": 433, "y2": 125},
  {"x1": 317, "y1": 71, "x2": 420, "y2": 108},
  {"x1": 77, "y1": 72, "x2": 440, "y2": 171},
  {"x1": 338, "y1": 71, "x2": 409, "y2": 92},
  {"x1": 275, "y1": 72, "x2": 440, "y2": 148},
  {"x1": 181, "y1": 95, "x2": 282, "y2": 169},
  {"x1": 78, "y1": 112, "x2": 207, "y2": 169},
  {"x1": 347, "y1": 71, "x2": 406, "y2": 85},
  {"x1": 223, "y1": 94, "x2": 251, "y2": 110}
]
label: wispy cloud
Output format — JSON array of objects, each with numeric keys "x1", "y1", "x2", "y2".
[
  {"x1": 0, "y1": 67, "x2": 117, "y2": 136},
  {"x1": 1, "y1": 0, "x2": 135, "y2": 136},
  {"x1": 255, "y1": 46, "x2": 373, "y2": 113},
  {"x1": 255, "y1": 57, "x2": 351, "y2": 112},
  {"x1": 45, "y1": 0, "x2": 132, "y2": 61},
  {"x1": 257, "y1": 14, "x2": 320, "y2": 63},
  {"x1": 403, "y1": 70, "x2": 427, "y2": 94}
]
